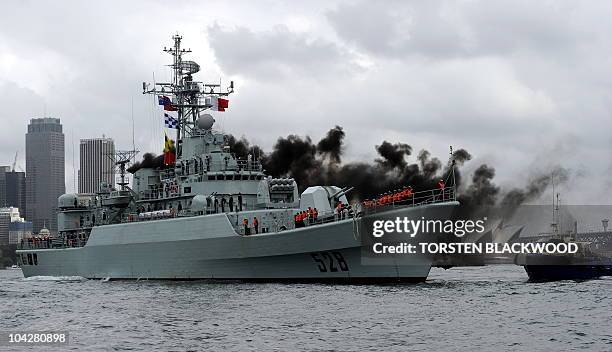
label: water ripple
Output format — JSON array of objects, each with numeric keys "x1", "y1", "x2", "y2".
[{"x1": 1, "y1": 266, "x2": 611, "y2": 351}]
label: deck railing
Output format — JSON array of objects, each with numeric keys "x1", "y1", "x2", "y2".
[
  {"x1": 18, "y1": 186, "x2": 457, "y2": 247},
  {"x1": 358, "y1": 186, "x2": 456, "y2": 216},
  {"x1": 232, "y1": 186, "x2": 457, "y2": 235},
  {"x1": 17, "y1": 237, "x2": 87, "y2": 250}
]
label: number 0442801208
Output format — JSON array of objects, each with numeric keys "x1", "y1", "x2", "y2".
[{"x1": 310, "y1": 251, "x2": 349, "y2": 272}]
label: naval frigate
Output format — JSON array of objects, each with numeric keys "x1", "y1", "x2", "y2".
[{"x1": 17, "y1": 35, "x2": 459, "y2": 282}]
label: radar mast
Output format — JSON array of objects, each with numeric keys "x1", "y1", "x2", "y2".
[
  {"x1": 142, "y1": 34, "x2": 234, "y2": 159},
  {"x1": 107, "y1": 150, "x2": 139, "y2": 190}
]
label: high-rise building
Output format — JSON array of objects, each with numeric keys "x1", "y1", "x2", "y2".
[
  {"x1": 5, "y1": 171, "x2": 26, "y2": 216},
  {"x1": 26, "y1": 118, "x2": 65, "y2": 234},
  {"x1": 0, "y1": 207, "x2": 31, "y2": 245},
  {"x1": 78, "y1": 137, "x2": 115, "y2": 193},
  {"x1": 0, "y1": 207, "x2": 22, "y2": 246},
  {"x1": 0, "y1": 166, "x2": 10, "y2": 207},
  {"x1": 9, "y1": 218, "x2": 33, "y2": 245}
]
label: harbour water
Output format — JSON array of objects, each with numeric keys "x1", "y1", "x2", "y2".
[{"x1": 1, "y1": 266, "x2": 611, "y2": 351}]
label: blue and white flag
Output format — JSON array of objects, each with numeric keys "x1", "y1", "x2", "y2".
[{"x1": 164, "y1": 113, "x2": 178, "y2": 129}]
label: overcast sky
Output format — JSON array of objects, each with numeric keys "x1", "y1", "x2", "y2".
[{"x1": 1, "y1": 0, "x2": 611, "y2": 203}]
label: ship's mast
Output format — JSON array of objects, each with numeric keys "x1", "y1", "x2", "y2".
[
  {"x1": 167, "y1": 35, "x2": 186, "y2": 150},
  {"x1": 112, "y1": 150, "x2": 139, "y2": 190},
  {"x1": 142, "y1": 34, "x2": 234, "y2": 159}
]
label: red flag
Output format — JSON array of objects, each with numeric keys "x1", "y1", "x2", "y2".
[
  {"x1": 217, "y1": 98, "x2": 229, "y2": 111},
  {"x1": 210, "y1": 97, "x2": 229, "y2": 111},
  {"x1": 164, "y1": 104, "x2": 178, "y2": 112}
]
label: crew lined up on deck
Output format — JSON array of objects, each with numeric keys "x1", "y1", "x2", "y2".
[
  {"x1": 362, "y1": 186, "x2": 414, "y2": 208},
  {"x1": 361, "y1": 180, "x2": 446, "y2": 208},
  {"x1": 21, "y1": 236, "x2": 53, "y2": 249},
  {"x1": 19, "y1": 232, "x2": 90, "y2": 249},
  {"x1": 294, "y1": 207, "x2": 319, "y2": 228},
  {"x1": 208, "y1": 193, "x2": 243, "y2": 213}
]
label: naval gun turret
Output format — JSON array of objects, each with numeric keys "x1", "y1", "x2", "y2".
[{"x1": 299, "y1": 186, "x2": 350, "y2": 218}]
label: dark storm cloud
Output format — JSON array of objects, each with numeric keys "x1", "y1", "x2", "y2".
[
  {"x1": 207, "y1": 23, "x2": 356, "y2": 79},
  {"x1": 326, "y1": 1, "x2": 583, "y2": 59},
  {"x1": 0, "y1": 82, "x2": 45, "y2": 167},
  {"x1": 0, "y1": 0, "x2": 610, "y2": 203}
]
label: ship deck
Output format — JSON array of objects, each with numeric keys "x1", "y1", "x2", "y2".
[{"x1": 17, "y1": 187, "x2": 456, "y2": 251}]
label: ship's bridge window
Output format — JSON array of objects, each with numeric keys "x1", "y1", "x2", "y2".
[
  {"x1": 27, "y1": 253, "x2": 33, "y2": 266},
  {"x1": 216, "y1": 175, "x2": 224, "y2": 180},
  {"x1": 208, "y1": 175, "x2": 215, "y2": 180},
  {"x1": 33, "y1": 253, "x2": 38, "y2": 265},
  {"x1": 21, "y1": 254, "x2": 27, "y2": 265},
  {"x1": 184, "y1": 187, "x2": 192, "y2": 194},
  {"x1": 249, "y1": 175, "x2": 256, "y2": 180},
  {"x1": 242, "y1": 175, "x2": 249, "y2": 180}
]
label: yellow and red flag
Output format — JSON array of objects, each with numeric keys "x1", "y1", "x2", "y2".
[{"x1": 163, "y1": 133, "x2": 176, "y2": 165}]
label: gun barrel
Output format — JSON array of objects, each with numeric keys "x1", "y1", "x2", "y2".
[{"x1": 331, "y1": 186, "x2": 354, "y2": 200}]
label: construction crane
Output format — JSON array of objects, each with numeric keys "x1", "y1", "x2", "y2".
[
  {"x1": 11, "y1": 151, "x2": 17, "y2": 172},
  {"x1": 11, "y1": 151, "x2": 23, "y2": 172}
]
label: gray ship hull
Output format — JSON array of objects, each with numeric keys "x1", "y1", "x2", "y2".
[{"x1": 18, "y1": 202, "x2": 458, "y2": 282}]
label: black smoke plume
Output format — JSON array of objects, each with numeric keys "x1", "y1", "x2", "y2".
[
  {"x1": 260, "y1": 135, "x2": 324, "y2": 188},
  {"x1": 229, "y1": 126, "x2": 567, "y2": 213},
  {"x1": 418, "y1": 150, "x2": 442, "y2": 181},
  {"x1": 225, "y1": 135, "x2": 264, "y2": 161},
  {"x1": 455, "y1": 164, "x2": 499, "y2": 218},
  {"x1": 375, "y1": 141, "x2": 412, "y2": 170},
  {"x1": 127, "y1": 153, "x2": 164, "y2": 173},
  {"x1": 317, "y1": 125, "x2": 345, "y2": 165},
  {"x1": 499, "y1": 167, "x2": 569, "y2": 218},
  {"x1": 131, "y1": 125, "x2": 567, "y2": 215}
]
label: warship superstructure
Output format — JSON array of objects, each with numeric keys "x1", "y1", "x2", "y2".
[{"x1": 16, "y1": 35, "x2": 459, "y2": 282}]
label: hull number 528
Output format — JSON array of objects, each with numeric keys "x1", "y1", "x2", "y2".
[{"x1": 310, "y1": 251, "x2": 349, "y2": 272}]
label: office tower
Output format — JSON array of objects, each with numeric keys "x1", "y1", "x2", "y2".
[
  {"x1": 0, "y1": 166, "x2": 10, "y2": 207},
  {"x1": 78, "y1": 137, "x2": 115, "y2": 193},
  {"x1": 0, "y1": 207, "x2": 21, "y2": 245},
  {"x1": 26, "y1": 118, "x2": 65, "y2": 234},
  {"x1": 9, "y1": 218, "x2": 33, "y2": 245},
  {"x1": 5, "y1": 171, "x2": 26, "y2": 216},
  {"x1": 0, "y1": 207, "x2": 31, "y2": 245}
]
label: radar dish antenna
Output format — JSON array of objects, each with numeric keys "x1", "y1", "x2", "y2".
[{"x1": 180, "y1": 61, "x2": 200, "y2": 75}]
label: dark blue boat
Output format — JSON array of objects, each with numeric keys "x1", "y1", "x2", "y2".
[
  {"x1": 524, "y1": 264, "x2": 608, "y2": 282},
  {"x1": 519, "y1": 238, "x2": 611, "y2": 282}
]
